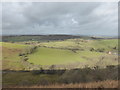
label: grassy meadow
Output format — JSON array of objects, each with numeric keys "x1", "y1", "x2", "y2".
[{"x1": 1, "y1": 42, "x2": 31, "y2": 70}]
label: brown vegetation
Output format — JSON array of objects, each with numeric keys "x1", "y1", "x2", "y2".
[{"x1": 8, "y1": 80, "x2": 119, "y2": 88}]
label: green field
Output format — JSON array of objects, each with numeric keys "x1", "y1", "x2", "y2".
[
  {"x1": 1, "y1": 38, "x2": 118, "y2": 70},
  {"x1": 28, "y1": 47, "x2": 114, "y2": 66},
  {"x1": 28, "y1": 47, "x2": 102, "y2": 65},
  {"x1": 40, "y1": 39, "x2": 118, "y2": 51}
]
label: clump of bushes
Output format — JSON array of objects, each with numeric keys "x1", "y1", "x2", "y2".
[
  {"x1": 90, "y1": 48, "x2": 95, "y2": 51},
  {"x1": 58, "y1": 65, "x2": 118, "y2": 84},
  {"x1": 49, "y1": 65, "x2": 56, "y2": 70},
  {"x1": 96, "y1": 48, "x2": 105, "y2": 52},
  {"x1": 31, "y1": 70, "x2": 42, "y2": 75},
  {"x1": 113, "y1": 46, "x2": 118, "y2": 50},
  {"x1": 19, "y1": 46, "x2": 37, "y2": 57},
  {"x1": 19, "y1": 46, "x2": 37, "y2": 61},
  {"x1": 25, "y1": 46, "x2": 37, "y2": 54},
  {"x1": 90, "y1": 48, "x2": 105, "y2": 52},
  {"x1": 19, "y1": 53, "x2": 25, "y2": 56},
  {"x1": 23, "y1": 57, "x2": 29, "y2": 61},
  {"x1": 31, "y1": 67, "x2": 44, "y2": 75},
  {"x1": 18, "y1": 46, "x2": 38, "y2": 70}
]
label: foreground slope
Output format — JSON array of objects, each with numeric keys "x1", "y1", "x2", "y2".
[{"x1": 1, "y1": 42, "x2": 30, "y2": 70}]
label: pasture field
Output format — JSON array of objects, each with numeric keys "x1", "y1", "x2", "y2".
[
  {"x1": 1, "y1": 38, "x2": 118, "y2": 70},
  {"x1": 27, "y1": 39, "x2": 118, "y2": 68},
  {"x1": 28, "y1": 47, "x2": 117, "y2": 67},
  {"x1": 40, "y1": 39, "x2": 118, "y2": 51}
]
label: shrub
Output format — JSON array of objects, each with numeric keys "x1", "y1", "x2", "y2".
[
  {"x1": 49, "y1": 65, "x2": 56, "y2": 70},
  {"x1": 90, "y1": 48, "x2": 95, "y2": 51},
  {"x1": 23, "y1": 57, "x2": 28, "y2": 61},
  {"x1": 24, "y1": 46, "x2": 37, "y2": 54},
  {"x1": 19, "y1": 53, "x2": 26, "y2": 56},
  {"x1": 96, "y1": 48, "x2": 105, "y2": 52},
  {"x1": 31, "y1": 70, "x2": 41, "y2": 75},
  {"x1": 113, "y1": 46, "x2": 117, "y2": 50},
  {"x1": 59, "y1": 65, "x2": 118, "y2": 84}
]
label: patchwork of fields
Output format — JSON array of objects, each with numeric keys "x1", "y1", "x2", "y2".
[
  {"x1": 1, "y1": 38, "x2": 118, "y2": 70},
  {"x1": 1, "y1": 36, "x2": 119, "y2": 88}
]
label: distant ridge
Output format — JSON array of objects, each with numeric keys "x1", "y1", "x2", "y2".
[{"x1": 2, "y1": 34, "x2": 118, "y2": 42}]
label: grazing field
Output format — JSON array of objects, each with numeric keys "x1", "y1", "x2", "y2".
[
  {"x1": 28, "y1": 47, "x2": 117, "y2": 67},
  {"x1": 40, "y1": 39, "x2": 118, "y2": 52},
  {"x1": 28, "y1": 47, "x2": 86, "y2": 65},
  {"x1": 27, "y1": 39, "x2": 118, "y2": 68},
  {"x1": 1, "y1": 38, "x2": 118, "y2": 70}
]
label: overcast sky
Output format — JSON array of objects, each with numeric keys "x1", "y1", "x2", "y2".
[{"x1": 2, "y1": 2, "x2": 118, "y2": 36}]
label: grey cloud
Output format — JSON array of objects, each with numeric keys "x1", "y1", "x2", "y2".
[{"x1": 2, "y1": 2, "x2": 118, "y2": 36}]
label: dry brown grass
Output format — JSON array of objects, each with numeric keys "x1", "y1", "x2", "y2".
[{"x1": 10, "y1": 80, "x2": 119, "y2": 88}]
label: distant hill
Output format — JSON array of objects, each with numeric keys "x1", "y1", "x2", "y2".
[
  {"x1": 2, "y1": 35, "x2": 117, "y2": 42},
  {"x1": 2, "y1": 35, "x2": 82, "y2": 42}
]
